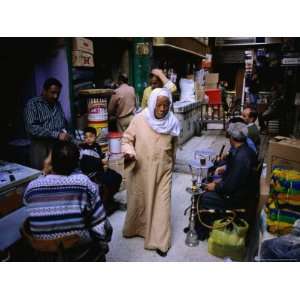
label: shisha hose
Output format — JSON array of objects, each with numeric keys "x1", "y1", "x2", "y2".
[{"x1": 196, "y1": 198, "x2": 245, "y2": 229}]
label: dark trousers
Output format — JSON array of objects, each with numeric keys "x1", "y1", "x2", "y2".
[
  {"x1": 29, "y1": 139, "x2": 54, "y2": 170},
  {"x1": 93, "y1": 169, "x2": 122, "y2": 215},
  {"x1": 201, "y1": 191, "x2": 227, "y2": 210}
]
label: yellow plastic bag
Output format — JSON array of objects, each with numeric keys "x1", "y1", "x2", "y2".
[{"x1": 208, "y1": 218, "x2": 249, "y2": 261}]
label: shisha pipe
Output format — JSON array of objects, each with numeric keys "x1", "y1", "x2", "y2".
[
  {"x1": 196, "y1": 206, "x2": 246, "y2": 229},
  {"x1": 188, "y1": 164, "x2": 198, "y2": 190},
  {"x1": 218, "y1": 144, "x2": 226, "y2": 159},
  {"x1": 185, "y1": 164, "x2": 202, "y2": 247}
]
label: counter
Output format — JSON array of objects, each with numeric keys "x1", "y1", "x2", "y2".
[
  {"x1": 0, "y1": 161, "x2": 41, "y2": 250},
  {"x1": 173, "y1": 100, "x2": 202, "y2": 145}
]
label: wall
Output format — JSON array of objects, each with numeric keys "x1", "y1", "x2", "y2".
[{"x1": 34, "y1": 46, "x2": 71, "y2": 122}]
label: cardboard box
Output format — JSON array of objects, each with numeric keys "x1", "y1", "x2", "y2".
[
  {"x1": 72, "y1": 50, "x2": 94, "y2": 67},
  {"x1": 205, "y1": 73, "x2": 219, "y2": 88},
  {"x1": 73, "y1": 37, "x2": 94, "y2": 54},
  {"x1": 258, "y1": 166, "x2": 270, "y2": 213},
  {"x1": 205, "y1": 83, "x2": 218, "y2": 89},
  {"x1": 267, "y1": 136, "x2": 300, "y2": 183}
]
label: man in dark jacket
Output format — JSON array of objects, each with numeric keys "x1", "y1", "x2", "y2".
[
  {"x1": 203, "y1": 122, "x2": 257, "y2": 209},
  {"x1": 195, "y1": 122, "x2": 258, "y2": 240}
]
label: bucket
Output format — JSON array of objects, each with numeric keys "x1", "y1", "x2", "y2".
[{"x1": 107, "y1": 132, "x2": 123, "y2": 154}]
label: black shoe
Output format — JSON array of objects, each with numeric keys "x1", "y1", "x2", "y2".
[
  {"x1": 156, "y1": 249, "x2": 168, "y2": 257},
  {"x1": 183, "y1": 227, "x2": 189, "y2": 233}
]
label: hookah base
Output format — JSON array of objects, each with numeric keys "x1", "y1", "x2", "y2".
[{"x1": 185, "y1": 230, "x2": 199, "y2": 247}]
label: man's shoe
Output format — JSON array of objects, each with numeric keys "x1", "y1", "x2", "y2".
[{"x1": 156, "y1": 249, "x2": 168, "y2": 257}]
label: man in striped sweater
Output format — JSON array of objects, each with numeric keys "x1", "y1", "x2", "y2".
[
  {"x1": 24, "y1": 78, "x2": 72, "y2": 170},
  {"x1": 23, "y1": 141, "x2": 112, "y2": 259}
]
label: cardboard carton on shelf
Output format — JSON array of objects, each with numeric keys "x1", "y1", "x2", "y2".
[
  {"x1": 72, "y1": 51, "x2": 94, "y2": 68},
  {"x1": 73, "y1": 37, "x2": 94, "y2": 54},
  {"x1": 267, "y1": 136, "x2": 300, "y2": 184},
  {"x1": 258, "y1": 165, "x2": 270, "y2": 213},
  {"x1": 205, "y1": 73, "x2": 219, "y2": 89},
  {"x1": 205, "y1": 83, "x2": 218, "y2": 89}
]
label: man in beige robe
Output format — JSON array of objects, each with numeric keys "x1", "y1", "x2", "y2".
[
  {"x1": 108, "y1": 73, "x2": 136, "y2": 132},
  {"x1": 121, "y1": 88, "x2": 180, "y2": 257}
]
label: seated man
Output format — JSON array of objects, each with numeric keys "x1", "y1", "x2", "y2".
[
  {"x1": 196, "y1": 122, "x2": 258, "y2": 240},
  {"x1": 242, "y1": 107, "x2": 260, "y2": 151},
  {"x1": 23, "y1": 141, "x2": 112, "y2": 261},
  {"x1": 213, "y1": 117, "x2": 257, "y2": 172}
]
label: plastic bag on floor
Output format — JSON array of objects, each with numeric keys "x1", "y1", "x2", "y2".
[{"x1": 208, "y1": 218, "x2": 249, "y2": 261}]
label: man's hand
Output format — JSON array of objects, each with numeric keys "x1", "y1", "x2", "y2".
[
  {"x1": 124, "y1": 153, "x2": 136, "y2": 162},
  {"x1": 215, "y1": 153, "x2": 228, "y2": 163},
  {"x1": 151, "y1": 69, "x2": 168, "y2": 85},
  {"x1": 42, "y1": 153, "x2": 52, "y2": 175},
  {"x1": 215, "y1": 165, "x2": 226, "y2": 176},
  {"x1": 58, "y1": 132, "x2": 71, "y2": 141},
  {"x1": 152, "y1": 68, "x2": 164, "y2": 77},
  {"x1": 205, "y1": 182, "x2": 216, "y2": 192}
]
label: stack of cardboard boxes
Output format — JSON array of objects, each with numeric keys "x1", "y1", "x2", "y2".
[
  {"x1": 259, "y1": 136, "x2": 300, "y2": 211},
  {"x1": 72, "y1": 37, "x2": 94, "y2": 67}
]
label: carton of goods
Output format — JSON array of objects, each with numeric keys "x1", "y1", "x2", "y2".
[
  {"x1": 72, "y1": 50, "x2": 94, "y2": 67},
  {"x1": 73, "y1": 37, "x2": 94, "y2": 54},
  {"x1": 205, "y1": 73, "x2": 219, "y2": 89},
  {"x1": 267, "y1": 136, "x2": 300, "y2": 184}
]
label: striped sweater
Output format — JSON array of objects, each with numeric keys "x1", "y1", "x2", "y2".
[{"x1": 23, "y1": 173, "x2": 112, "y2": 242}]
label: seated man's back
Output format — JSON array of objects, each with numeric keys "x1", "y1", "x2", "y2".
[
  {"x1": 23, "y1": 140, "x2": 112, "y2": 248},
  {"x1": 24, "y1": 172, "x2": 111, "y2": 243}
]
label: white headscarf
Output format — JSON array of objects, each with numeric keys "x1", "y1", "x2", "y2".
[{"x1": 144, "y1": 88, "x2": 181, "y2": 136}]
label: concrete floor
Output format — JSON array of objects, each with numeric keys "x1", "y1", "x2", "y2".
[
  {"x1": 106, "y1": 132, "x2": 228, "y2": 262},
  {"x1": 175, "y1": 130, "x2": 230, "y2": 173},
  {"x1": 0, "y1": 132, "x2": 228, "y2": 261},
  {"x1": 107, "y1": 172, "x2": 222, "y2": 262}
]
